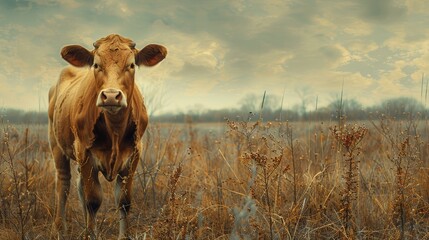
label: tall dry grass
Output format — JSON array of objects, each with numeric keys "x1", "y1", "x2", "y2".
[{"x1": 0, "y1": 113, "x2": 429, "y2": 239}]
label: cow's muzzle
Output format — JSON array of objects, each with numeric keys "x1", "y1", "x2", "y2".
[{"x1": 96, "y1": 88, "x2": 127, "y2": 113}]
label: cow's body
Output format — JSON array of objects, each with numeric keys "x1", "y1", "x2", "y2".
[{"x1": 48, "y1": 34, "x2": 166, "y2": 239}]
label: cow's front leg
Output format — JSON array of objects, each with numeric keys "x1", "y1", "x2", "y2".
[
  {"x1": 115, "y1": 172, "x2": 134, "y2": 240},
  {"x1": 115, "y1": 151, "x2": 142, "y2": 240},
  {"x1": 78, "y1": 160, "x2": 103, "y2": 240},
  {"x1": 52, "y1": 145, "x2": 71, "y2": 236}
]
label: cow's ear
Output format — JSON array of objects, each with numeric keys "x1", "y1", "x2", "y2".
[
  {"x1": 136, "y1": 44, "x2": 167, "y2": 67},
  {"x1": 61, "y1": 45, "x2": 94, "y2": 67}
]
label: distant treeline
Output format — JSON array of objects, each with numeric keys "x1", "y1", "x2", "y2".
[
  {"x1": 1, "y1": 97, "x2": 426, "y2": 124},
  {"x1": 153, "y1": 96, "x2": 427, "y2": 123},
  {"x1": 1, "y1": 109, "x2": 48, "y2": 124}
]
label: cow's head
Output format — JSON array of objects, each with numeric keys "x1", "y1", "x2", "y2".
[{"x1": 61, "y1": 34, "x2": 167, "y2": 114}]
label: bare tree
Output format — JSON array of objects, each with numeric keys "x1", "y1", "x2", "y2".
[
  {"x1": 140, "y1": 82, "x2": 167, "y2": 117},
  {"x1": 295, "y1": 86, "x2": 313, "y2": 119},
  {"x1": 239, "y1": 93, "x2": 259, "y2": 113}
]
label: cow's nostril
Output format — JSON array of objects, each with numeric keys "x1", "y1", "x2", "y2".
[
  {"x1": 115, "y1": 92, "x2": 122, "y2": 101},
  {"x1": 101, "y1": 92, "x2": 108, "y2": 101}
]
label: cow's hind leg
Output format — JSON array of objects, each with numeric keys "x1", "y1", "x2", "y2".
[
  {"x1": 52, "y1": 145, "x2": 71, "y2": 236},
  {"x1": 78, "y1": 161, "x2": 102, "y2": 240}
]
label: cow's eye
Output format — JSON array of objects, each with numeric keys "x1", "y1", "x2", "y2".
[
  {"x1": 94, "y1": 63, "x2": 99, "y2": 69},
  {"x1": 130, "y1": 63, "x2": 135, "y2": 69}
]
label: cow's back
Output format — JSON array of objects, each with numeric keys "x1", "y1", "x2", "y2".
[{"x1": 49, "y1": 66, "x2": 88, "y2": 159}]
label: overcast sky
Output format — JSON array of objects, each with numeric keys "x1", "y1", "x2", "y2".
[{"x1": 1, "y1": 0, "x2": 429, "y2": 114}]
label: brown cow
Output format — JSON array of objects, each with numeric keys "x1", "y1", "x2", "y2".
[{"x1": 48, "y1": 34, "x2": 166, "y2": 239}]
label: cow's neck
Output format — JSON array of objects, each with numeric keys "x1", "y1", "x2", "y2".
[{"x1": 101, "y1": 109, "x2": 129, "y2": 141}]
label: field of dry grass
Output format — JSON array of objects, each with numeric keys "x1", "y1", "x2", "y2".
[{"x1": 1, "y1": 114, "x2": 429, "y2": 239}]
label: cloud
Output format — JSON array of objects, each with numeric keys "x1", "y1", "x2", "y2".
[
  {"x1": 357, "y1": 0, "x2": 408, "y2": 23},
  {"x1": 93, "y1": 0, "x2": 134, "y2": 17},
  {"x1": 343, "y1": 20, "x2": 373, "y2": 36}
]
